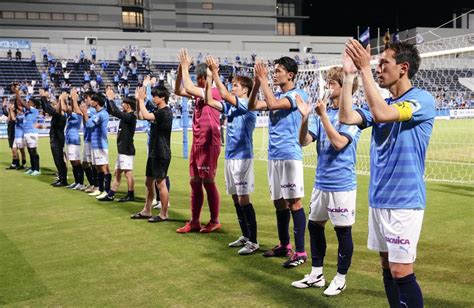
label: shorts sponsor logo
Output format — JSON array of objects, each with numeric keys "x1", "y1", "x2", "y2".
[
  {"x1": 281, "y1": 183, "x2": 296, "y2": 191},
  {"x1": 198, "y1": 166, "x2": 210, "y2": 171},
  {"x1": 327, "y1": 207, "x2": 349, "y2": 213},
  {"x1": 385, "y1": 236, "x2": 410, "y2": 245},
  {"x1": 235, "y1": 181, "x2": 247, "y2": 186}
]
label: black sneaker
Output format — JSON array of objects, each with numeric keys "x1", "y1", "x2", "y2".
[
  {"x1": 118, "y1": 195, "x2": 135, "y2": 202},
  {"x1": 16, "y1": 165, "x2": 25, "y2": 170},
  {"x1": 52, "y1": 182, "x2": 68, "y2": 187},
  {"x1": 98, "y1": 195, "x2": 114, "y2": 202},
  {"x1": 6, "y1": 165, "x2": 17, "y2": 170},
  {"x1": 263, "y1": 244, "x2": 293, "y2": 258}
]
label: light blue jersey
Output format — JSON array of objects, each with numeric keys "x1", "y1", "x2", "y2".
[
  {"x1": 356, "y1": 87, "x2": 435, "y2": 209},
  {"x1": 268, "y1": 88, "x2": 308, "y2": 160},
  {"x1": 66, "y1": 113, "x2": 82, "y2": 145},
  {"x1": 308, "y1": 108, "x2": 361, "y2": 191},
  {"x1": 223, "y1": 96, "x2": 257, "y2": 159},
  {"x1": 86, "y1": 108, "x2": 109, "y2": 149},
  {"x1": 14, "y1": 113, "x2": 24, "y2": 138},
  {"x1": 83, "y1": 107, "x2": 96, "y2": 143},
  {"x1": 23, "y1": 107, "x2": 39, "y2": 134}
]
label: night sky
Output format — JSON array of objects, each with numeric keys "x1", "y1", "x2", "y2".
[{"x1": 302, "y1": 4, "x2": 472, "y2": 37}]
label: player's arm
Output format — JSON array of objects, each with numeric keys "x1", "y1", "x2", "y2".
[
  {"x1": 60, "y1": 92, "x2": 71, "y2": 115},
  {"x1": 339, "y1": 51, "x2": 364, "y2": 125},
  {"x1": 70, "y1": 88, "x2": 81, "y2": 115},
  {"x1": 206, "y1": 56, "x2": 235, "y2": 105},
  {"x1": 254, "y1": 60, "x2": 291, "y2": 110},
  {"x1": 295, "y1": 94, "x2": 314, "y2": 146},
  {"x1": 345, "y1": 39, "x2": 402, "y2": 123},
  {"x1": 137, "y1": 86, "x2": 155, "y2": 121},
  {"x1": 248, "y1": 73, "x2": 268, "y2": 111},
  {"x1": 174, "y1": 65, "x2": 190, "y2": 98},
  {"x1": 205, "y1": 72, "x2": 223, "y2": 112},
  {"x1": 316, "y1": 100, "x2": 350, "y2": 151},
  {"x1": 8, "y1": 104, "x2": 16, "y2": 121},
  {"x1": 178, "y1": 49, "x2": 203, "y2": 98}
]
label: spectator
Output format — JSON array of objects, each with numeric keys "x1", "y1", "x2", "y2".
[
  {"x1": 61, "y1": 59, "x2": 68, "y2": 71},
  {"x1": 91, "y1": 47, "x2": 97, "y2": 62},
  {"x1": 113, "y1": 72, "x2": 120, "y2": 87},
  {"x1": 96, "y1": 72, "x2": 103, "y2": 86},
  {"x1": 7, "y1": 49, "x2": 12, "y2": 60},
  {"x1": 15, "y1": 49, "x2": 22, "y2": 61},
  {"x1": 31, "y1": 52, "x2": 36, "y2": 66},
  {"x1": 0, "y1": 86, "x2": 4, "y2": 97},
  {"x1": 41, "y1": 46, "x2": 48, "y2": 62},
  {"x1": 101, "y1": 59, "x2": 108, "y2": 70},
  {"x1": 74, "y1": 55, "x2": 80, "y2": 69},
  {"x1": 63, "y1": 69, "x2": 71, "y2": 85}
]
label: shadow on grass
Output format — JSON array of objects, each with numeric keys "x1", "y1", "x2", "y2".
[
  {"x1": 428, "y1": 183, "x2": 474, "y2": 198},
  {"x1": 0, "y1": 231, "x2": 50, "y2": 305}
]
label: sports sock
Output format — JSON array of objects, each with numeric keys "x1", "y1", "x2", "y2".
[
  {"x1": 127, "y1": 190, "x2": 134, "y2": 198},
  {"x1": 291, "y1": 208, "x2": 306, "y2": 253},
  {"x1": 108, "y1": 190, "x2": 116, "y2": 198},
  {"x1": 276, "y1": 209, "x2": 291, "y2": 246},
  {"x1": 92, "y1": 168, "x2": 98, "y2": 187},
  {"x1": 97, "y1": 172, "x2": 104, "y2": 192},
  {"x1": 242, "y1": 203, "x2": 257, "y2": 243},
  {"x1": 395, "y1": 273, "x2": 423, "y2": 308},
  {"x1": 310, "y1": 266, "x2": 323, "y2": 277},
  {"x1": 203, "y1": 182, "x2": 220, "y2": 224},
  {"x1": 308, "y1": 220, "x2": 326, "y2": 267},
  {"x1": 383, "y1": 268, "x2": 400, "y2": 308},
  {"x1": 77, "y1": 165, "x2": 84, "y2": 184},
  {"x1": 190, "y1": 180, "x2": 204, "y2": 224},
  {"x1": 234, "y1": 203, "x2": 249, "y2": 238},
  {"x1": 335, "y1": 226, "x2": 353, "y2": 275},
  {"x1": 104, "y1": 173, "x2": 112, "y2": 193},
  {"x1": 84, "y1": 166, "x2": 94, "y2": 186}
]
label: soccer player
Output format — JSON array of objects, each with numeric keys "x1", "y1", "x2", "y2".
[
  {"x1": 78, "y1": 91, "x2": 99, "y2": 193},
  {"x1": 3, "y1": 97, "x2": 23, "y2": 170},
  {"x1": 132, "y1": 86, "x2": 173, "y2": 222},
  {"x1": 291, "y1": 67, "x2": 361, "y2": 295},
  {"x1": 205, "y1": 56, "x2": 259, "y2": 254},
  {"x1": 174, "y1": 49, "x2": 223, "y2": 233},
  {"x1": 341, "y1": 40, "x2": 435, "y2": 307},
  {"x1": 61, "y1": 89, "x2": 84, "y2": 189},
  {"x1": 99, "y1": 86, "x2": 137, "y2": 202},
  {"x1": 15, "y1": 89, "x2": 42, "y2": 176},
  {"x1": 40, "y1": 89, "x2": 68, "y2": 186},
  {"x1": 80, "y1": 93, "x2": 110, "y2": 199},
  {"x1": 248, "y1": 57, "x2": 308, "y2": 268}
]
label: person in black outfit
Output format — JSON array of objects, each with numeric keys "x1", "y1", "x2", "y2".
[
  {"x1": 98, "y1": 86, "x2": 137, "y2": 202},
  {"x1": 40, "y1": 89, "x2": 68, "y2": 186},
  {"x1": 3, "y1": 97, "x2": 18, "y2": 169},
  {"x1": 131, "y1": 85, "x2": 173, "y2": 222}
]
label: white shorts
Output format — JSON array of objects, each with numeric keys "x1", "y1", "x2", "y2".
[
  {"x1": 82, "y1": 142, "x2": 92, "y2": 163},
  {"x1": 67, "y1": 144, "x2": 81, "y2": 161},
  {"x1": 24, "y1": 133, "x2": 38, "y2": 148},
  {"x1": 115, "y1": 154, "x2": 134, "y2": 170},
  {"x1": 13, "y1": 137, "x2": 25, "y2": 149},
  {"x1": 267, "y1": 160, "x2": 304, "y2": 200},
  {"x1": 91, "y1": 148, "x2": 109, "y2": 166},
  {"x1": 308, "y1": 188, "x2": 356, "y2": 226},
  {"x1": 368, "y1": 208, "x2": 424, "y2": 263},
  {"x1": 224, "y1": 159, "x2": 254, "y2": 195}
]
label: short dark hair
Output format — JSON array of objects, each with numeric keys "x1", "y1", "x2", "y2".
[
  {"x1": 385, "y1": 41, "x2": 421, "y2": 79},
  {"x1": 151, "y1": 85, "x2": 170, "y2": 104},
  {"x1": 122, "y1": 96, "x2": 136, "y2": 111},
  {"x1": 29, "y1": 98, "x2": 41, "y2": 109},
  {"x1": 233, "y1": 75, "x2": 253, "y2": 95},
  {"x1": 91, "y1": 93, "x2": 105, "y2": 107},
  {"x1": 83, "y1": 90, "x2": 95, "y2": 99},
  {"x1": 194, "y1": 63, "x2": 208, "y2": 78},
  {"x1": 273, "y1": 56, "x2": 298, "y2": 81}
]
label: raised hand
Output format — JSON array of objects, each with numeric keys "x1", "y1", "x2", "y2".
[
  {"x1": 70, "y1": 88, "x2": 78, "y2": 102},
  {"x1": 137, "y1": 86, "x2": 147, "y2": 102},
  {"x1": 343, "y1": 51, "x2": 358, "y2": 75},
  {"x1": 345, "y1": 39, "x2": 371, "y2": 71},
  {"x1": 254, "y1": 59, "x2": 268, "y2": 81},
  {"x1": 295, "y1": 94, "x2": 312, "y2": 118},
  {"x1": 143, "y1": 75, "x2": 151, "y2": 87},
  {"x1": 177, "y1": 48, "x2": 193, "y2": 68},
  {"x1": 314, "y1": 99, "x2": 327, "y2": 117},
  {"x1": 105, "y1": 87, "x2": 115, "y2": 100},
  {"x1": 206, "y1": 56, "x2": 219, "y2": 73},
  {"x1": 79, "y1": 102, "x2": 87, "y2": 114}
]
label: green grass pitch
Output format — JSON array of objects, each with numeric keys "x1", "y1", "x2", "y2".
[{"x1": 0, "y1": 120, "x2": 473, "y2": 307}]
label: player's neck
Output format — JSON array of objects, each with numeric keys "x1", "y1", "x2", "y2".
[
  {"x1": 389, "y1": 78, "x2": 413, "y2": 99},
  {"x1": 280, "y1": 81, "x2": 295, "y2": 93}
]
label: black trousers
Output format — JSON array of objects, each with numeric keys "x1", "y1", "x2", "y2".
[
  {"x1": 7, "y1": 122, "x2": 15, "y2": 148},
  {"x1": 50, "y1": 142, "x2": 67, "y2": 183}
]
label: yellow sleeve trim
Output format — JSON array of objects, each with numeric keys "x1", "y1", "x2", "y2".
[{"x1": 393, "y1": 101, "x2": 413, "y2": 122}]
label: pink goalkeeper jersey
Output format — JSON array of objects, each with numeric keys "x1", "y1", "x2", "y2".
[{"x1": 192, "y1": 87, "x2": 222, "y2": 146}]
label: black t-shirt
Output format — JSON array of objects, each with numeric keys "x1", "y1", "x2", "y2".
[
  {"x1": 107, "y1": 100, "x2": 136, "y2": 155},
  {"x1": 149, "y1": 106, "x2": 173, "y2": 159},
  {"x1": 41, "y1": 97, "x2": 66, "y2": 146}
]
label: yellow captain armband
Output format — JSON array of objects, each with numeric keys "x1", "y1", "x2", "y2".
[{"x1": 393, "y1": 101, "x2": 414, "y2": 122}]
